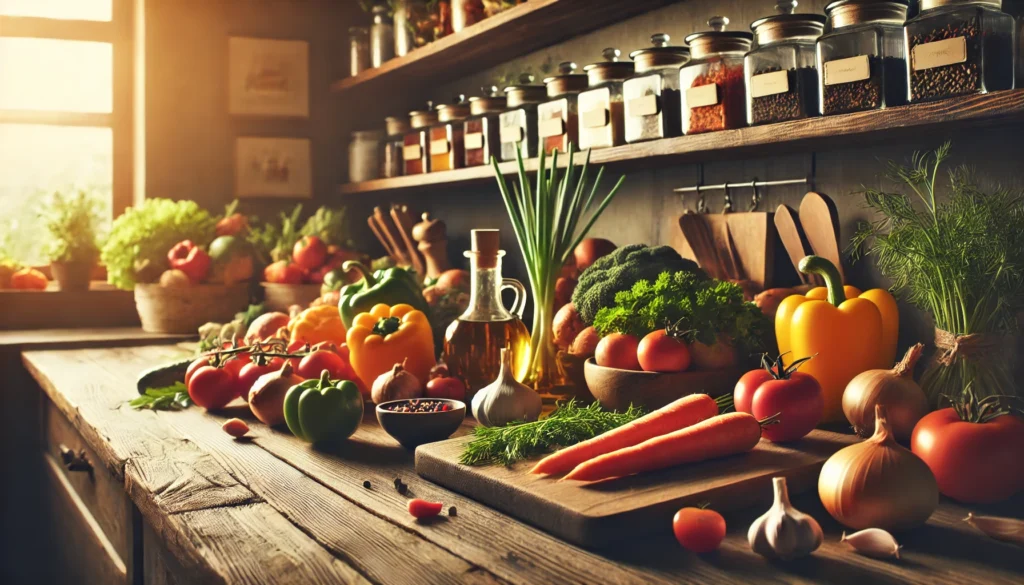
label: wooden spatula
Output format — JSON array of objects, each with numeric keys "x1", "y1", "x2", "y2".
[
  {"x1": 799, "y1": 192, "x2": 845, "y2": 282},
  {"x1": 774, "y1": 204, "x2": 812, "y2": 285},
  {"x1": 707, "y1": 214, "x2": 740, "y2": 280},
  {"x1": 678, "y1": 213, "x2": 723, "y2": 279}
]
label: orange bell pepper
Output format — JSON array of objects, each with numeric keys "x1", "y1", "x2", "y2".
[
  {"x1": 776, "y1": 256, "x2": 899, "y2": 423},
  {"x1": 289, "y1": 305, "x2": 347, "y2": 347},
  {"x1": 10, "y1": 268, "x2": 48, "y2": 290},
  {"x1": 347, "y1": 303, "x2": 435, "y2": 388}
]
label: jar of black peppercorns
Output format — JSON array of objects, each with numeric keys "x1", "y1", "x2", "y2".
[
  {"x1": 904, "y1": 0, "x2": 1014, "y2": 103},
  {"x1": 745, "y1": 1, "x2": 826, "y2": 126},
  {"x1": 817, "y1": 0, "x2": 909, "y2": 116},
  {"x1": 623, "y1": 34, "x2": 691, "y2": 144}
]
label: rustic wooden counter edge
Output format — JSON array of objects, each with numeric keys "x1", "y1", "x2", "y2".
[{"x1": 15, "y1": 343, "x2": 1024, "y2": 585}]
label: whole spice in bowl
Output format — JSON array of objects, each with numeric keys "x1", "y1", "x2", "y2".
[{"x1": 375, "y1": 398, "x2": 466, "y2": 448}]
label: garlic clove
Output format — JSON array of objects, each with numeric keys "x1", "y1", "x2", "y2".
[
  {"x1": 841, "y1": 528, "x2": 901, "y2": 559},
  {"x1": 964, "y1": 513, "x2": 1024, "y2": 546},
  {"x1": 749, "y1": 477, "x2": 823, "y2": 560}
]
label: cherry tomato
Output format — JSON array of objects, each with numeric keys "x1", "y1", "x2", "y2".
[
  {"x1": 673, "y1": 507, "x2": 726, "y2": 553},
  {"x1": 911, "y1": 409, "x2": 1024, "y2": 504},
  {"x1": 637, "y1": 330, "x2": 691, "y2": 373},
  {"x1": 425, "y1": 376, "x2": 466, "y2": 401},
  {"x1": 293, "y1": 235, "x2": 328, "y2": 271},
  {"x1": 595, "y1": 333, "x2": 641, "y2": 371},
  {"x1": 408, "y1": 498, "x2": 444, "y2": 519},
  {"x1": 236, "y1": 358, "x2": 284, "y2": 402},
  {"x1": 187, "y1": 366, "x2": 237, "y2": 410}
]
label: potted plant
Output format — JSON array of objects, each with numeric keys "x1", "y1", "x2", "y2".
[{"x1": 42, "y1": 189, "x2": 102, "y2": 291}]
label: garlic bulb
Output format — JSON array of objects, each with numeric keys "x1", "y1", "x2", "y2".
[
  {"x1": 372, "y1": 359, "x2": 423, "y2": 405},
  {"x1": 748, "y1": 477, "x2": 823, "y2": 560},
  {"x1": 964, "y1": 513, "x2": 1024, "y2": 546},
  {"x1": 471, "y1": 348, "x2": 542, "y2": 427},
  {"x1": 841, "y1": 528, "x2": 901, "y2": 559}
]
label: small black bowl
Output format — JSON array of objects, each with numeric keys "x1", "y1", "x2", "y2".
[{"x1": 375, "y1": 398, "x2": 466, "y2": 449}]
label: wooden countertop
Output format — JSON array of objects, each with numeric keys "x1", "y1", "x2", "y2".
[
  {"x1": 0, "y1": 328, "x2": 189, "y2": 351},
  {"x1": 21, "y1": 344, "x2": 1024, "y2": 585}
]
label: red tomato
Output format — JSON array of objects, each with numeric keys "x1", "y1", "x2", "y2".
[
  {"x1": 637, "y1": 330, "x2": 691, "y2": 373},
  {"x1": 236, "y1": 358, "x2": 284, "y2": 402},
  {"x1": 297, "y1": 350, "x2": 351, "y2": 380},
  {"x1": 264, "y1": 260, "x2": 304, "y2": 284},
  {"x1": 673, "y1": 507, "x2": 726, "y2": 553},
  {"x1": 293, "y1": 235, "x2": 328, "y2": 271},
  {"x1": 425, "y1": 376, "x2": 466, "y2": 401},
  {"x1": 408, "y1": 498, "x2": 444, "y2": 519},
  {"x1": 185, "y1": 357, "x2": 213, "y2": 386},
  {"x1": 187, "y1": 366, "x2": 237, "y2": 410},
  {"x1": 749, "y1": 371, "x2": 823, "y2": 442},
  {"x1": 595, "y1": 333, "x2": 641, "y2": 371},
  {"x1": 733, "y1": 369, "x2": 775, "y2": 415},
  {"x1": 911, "y1": 409, "x2": 1024, "y2": 504}
]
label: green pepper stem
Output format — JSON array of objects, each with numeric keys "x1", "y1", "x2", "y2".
[
  {"x1": 798, "y1": 255, "x2": 845, "y2": 307},
  {"x1": 319, "y1": 369, "x2": 332, "y2": 387},
  {"x1": 372, "y1": 316, "x2": 401, "y2": 337},
  {"x1": 343, "y1": 261, "x2": 376, "y2": 287}
]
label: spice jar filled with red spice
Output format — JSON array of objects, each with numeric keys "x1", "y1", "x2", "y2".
[
  {"x1": 577, "y1": 48, "x2": 634, "y2": 150},
  {"x1": 817, "y1": 0, "x2": 908, "y2": 116},
  {"x1": 680, "y1": 16, "x2": 752, "y2": 135},
  {"x1": 383, "y1": 115, "x2": 411, "y2": 178},
  {"x1": 464, "y1": 87, "x2": 506, "y2": 167},
  {"x1": 403, "y1": 104, "x2": 437, "y2": 176},
  {"x1": 498, "y1": 74, "x2": 546, "y2": 162},
  {"x1": 904, "y1": 0, "x2": 1015, "y2": 103},
  {"x1": 624, "y1": 34, "x2": 690, "y2": 144},
  {"x1": 537, "y1": 62, "x2": 589, "y2": 154},
  {"x1": 430, "y1": 97, "x2": 471, "y2": 173},
  {"x1": 745, "y1": 1, "x2": 826, "y2": 126}
]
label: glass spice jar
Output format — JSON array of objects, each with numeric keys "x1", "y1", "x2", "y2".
[
  {"x1": 453, "y1": 0, "x2": 486, "y2": 32},
  {"x1": 370, "y1": 2, "x2": 395, "y2": 68},
  {"x1": 680, "y1": 16, "x2": 753, "y2": 134},
  {"x1": 433, "y1": 0, "x2": 454, "y2": 41},
  {"x1": 624, "y1": 33, "x2": 691, "y2": 144},
  {"x1": 578, "y1": 48, "x2": 635, "y2": 150},
  {"x1": 403, "y1": 104, "x2": 436, "y2": 176},
  {"x1": 382, "y1": 115, "x2": 410, "y2": 178},
  {"x1": 429, "y1": 97, "x2": 471, "y2": 172},
  {"x1": 498, "y1": 74, "x2": 547, "y2": 162},
  {"x1": 349, "y1": 130, "x2": 384, "y2": 183},
  {"x1": 464, "y1": 87, "x2": 507, "y2": 167},
  {"x1": 745, "y1": 1, "x2": 826, "y2": 126},
  {"x1": 817, "y1": 0, "x2": 909, "y2": 115},
  {"x1": 538, "y1": 62, "x2": 589, "y2": 154},
  {"x1": 905, "y1": 0, "x2": 1015, "y2": 103},
  {"x1": 395, "y1": 0, "x2": 431, "y2": 54},
  {"x1": 349, "y1": 26, "x2": 370, "y2": 77}
]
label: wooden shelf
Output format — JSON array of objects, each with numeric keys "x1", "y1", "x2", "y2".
[
  {"x1": 337, "y1": 89, "x2": 1024, "y2": 196},
  {"x1": 331, "y1": 0, "x2": 678, "y2": 98}
]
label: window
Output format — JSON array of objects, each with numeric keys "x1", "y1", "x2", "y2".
[{"x1": 0, "y1": 0, "x2": 133, "y2": 265}]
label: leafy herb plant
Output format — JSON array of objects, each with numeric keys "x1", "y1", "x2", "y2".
[{"x1": 41, "y1": 189, "x2": 102, "y2": 265}]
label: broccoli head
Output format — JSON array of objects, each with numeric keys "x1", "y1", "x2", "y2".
[{"x1": 571, "y1": 244, "x2": 703, "y2": 324}]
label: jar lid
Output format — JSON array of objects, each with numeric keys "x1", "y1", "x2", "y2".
[
  {"x1": 409, "y1": 101, "x2": 438, "y2": 129},
  {"x1": 352, "y1": 129, "x2": 385, "y2": 141},
  {"x1": 542, "y1": 62, "x2": 589, "y2": 97},
  {"x1": 920, "y1": 0, "x2": 1000, "y2": 9},
  {"x1": 751, "y1": 1, "x2": 826, "y2": 45},
  {"x1": 583, "y1": 48, "x2": 635, "y2": 85},
  {"x1": 384, "y1": 115, "x2": 411, "y2": 136},
  {"x1": 824, "y1": 0, "x2": 908, "y2": 29},
  {"x1": 684, "y1": 16, "x2": 753, "y2": 59},
  {"x1": 503, "y1": 74, "x2": 548, "y2": 107},
  {"x1": 436, "y1": 95, "x2": 471, "y2": 122},
  {"x1": 628, "y1": 34, "x2": 691, "y2": 72},
  {"x1": 349, "y1": 26, "x2": 368, "y2": 36},
  {"x1": 469, "y1": 86, "x2": 507, "y2": 115}
]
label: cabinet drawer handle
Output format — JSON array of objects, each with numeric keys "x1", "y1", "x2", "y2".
[{"x1": 59, "y1": 444, "x2": 92, "y2": 473}]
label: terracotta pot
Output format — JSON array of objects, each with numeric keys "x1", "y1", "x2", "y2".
[
  {"x1": 50, "y1": 261, "x2": 94, "y2": 292},
  {"x1": 134, "y1": 283, "x2": 249, "y2": 334}
]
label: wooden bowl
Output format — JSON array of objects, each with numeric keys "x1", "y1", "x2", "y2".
[
  {"x1": 261, "y1": 283, "x2": 323, "y2": 312},
  {"x1": 583, "y1": 358, "x2": 740, "y2": 411},
  {"x1": 134, "y1": 283, "x2": 249, "y2": 334},
  {"x1": 376, "y1": 399, "x2": 466, "y2": 449}
]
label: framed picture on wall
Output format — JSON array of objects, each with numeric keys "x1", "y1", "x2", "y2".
[
  {"x1": 228, "y1": 37, "x2": 309, "y2": 117},
  {"x1": 235, "y1": 137, "x2": 312, "y2": 198}
]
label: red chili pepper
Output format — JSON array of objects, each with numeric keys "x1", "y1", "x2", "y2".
[
  {"x1": 168, "y1": 240, "x2": 211, "y2": 284},
  {"x1": 408, "y1": 498, "x2": 444, "y2": 519}
]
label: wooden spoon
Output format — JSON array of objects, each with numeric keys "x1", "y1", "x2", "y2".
[
  {"x1": 799, "y1": 192, "x2": 845, "y2": 282},
  {"x1": 774, "y1": 204, "x2": 812, "y2": 285},
  {"x1": 678, "y1": 213, "x2": 723, "y2": 279}
]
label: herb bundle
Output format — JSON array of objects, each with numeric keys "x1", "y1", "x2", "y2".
[
  {"x1": 850, "y1": 143, "x2": 1024, "y2": 402},
  {"x1": 130, "y1": 383, "x2": 191, "y2": 411}
]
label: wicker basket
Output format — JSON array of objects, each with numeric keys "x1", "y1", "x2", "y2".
[
  {"x1": 134, "y1": 283, "x2": 249, "y2": 334},
  {"x1": 261, "y1": 282, "x2": 322, "y2": 312}
]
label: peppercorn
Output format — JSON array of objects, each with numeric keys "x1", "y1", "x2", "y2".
[
  {"x1": 363, "y1": 480, "x2": 371, "y2": 489},
  {"x1": 448, "y1": 506, "x2": 457, "y2": 517}
]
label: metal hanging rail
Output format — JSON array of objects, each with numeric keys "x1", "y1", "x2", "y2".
[{"x1": 672, "y1": 176, "x2": 809, "y2": 193}]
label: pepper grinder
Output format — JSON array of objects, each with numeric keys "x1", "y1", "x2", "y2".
[{"x1": 412, "y1": 212, "x2": 451, "y2": 279}]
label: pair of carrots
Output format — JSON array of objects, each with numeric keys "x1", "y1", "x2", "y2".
[{"x1": 531, "y1": 394, "x2": 767, "y2": 482}]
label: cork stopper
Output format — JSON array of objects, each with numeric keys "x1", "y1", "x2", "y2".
[{"x1": 471, "y1": 229, "x2": 501, "y2": 269}]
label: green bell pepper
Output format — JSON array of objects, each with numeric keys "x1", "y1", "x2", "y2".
[
  {"x1": 338, "y1": 261, "x2": 428, "y2": 328},
  {"x1": 283, "y1": 370, "x2": 364, "y2": 445}
]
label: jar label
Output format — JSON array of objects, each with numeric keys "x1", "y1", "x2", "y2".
[
  {"x1": 402, "y1": 144, "x2": 422, "y2": 160},
  {"x1": 685, "y1": 84, "x2": 718, "y2": 109},
  {"x1": 465, "y1": 132, "x2": 484, "y2": 150},
  {"x1": 430, "y1": 138, "x2": 450, "y2": 154},
  {"x1": 539, "y1": 117, "x2": 565, "y2": 138},
  {"x1": 912, "y1": 36, "x2": 967, "y2": 71},
  {"x1": 750, "y1": 70, "x2": 790, "y2": 98},
  {"x1": 628, "y1": 94, "x2": 659, "y2": 117},
  {"x1": 581, "y1": 107, "x2": 609, "y2": 129},
  {"x1": 499, "y1": 125, "x2": 524, "y2": 144},
  {"x1": 823, "y1": 55, "x2": 870, "y2": 85}
]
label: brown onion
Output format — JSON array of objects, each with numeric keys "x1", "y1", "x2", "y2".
[
  {"x1": 249, "y1": 362, "x2": 302, "y2": 427},
  {"x1": 842, "y1": 343, "x2": 929, "y2": 441},
  {"x1": 819, "y1": 404, "x2": 938, "y2": 532}
]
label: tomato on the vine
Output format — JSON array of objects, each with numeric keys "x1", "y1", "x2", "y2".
[
  {"x1": 672, "y1": 507, "x2": 726, "y2": 553},
  {"x1": 188, "y1": 366, "x2": 237, "y2": 410},
  {"x1": 297, "y1": 349, "x2": 353, "y2": 381},
  {"x1": 734, "y1": 354, "x2": 822, "y2": 443},
  {"x1": 185, "y1": 357, "x2": 213, "y2": 386}
]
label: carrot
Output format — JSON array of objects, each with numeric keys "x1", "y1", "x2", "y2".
[
  {"x1": 562, "y1": 412, "x2": 772, "y2": 482},
  {"x1": 530, "y1": 394, "x2": 720, "y2": 476}
]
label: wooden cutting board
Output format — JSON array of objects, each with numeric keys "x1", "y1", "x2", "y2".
[{"x1": 416, "y1": 430, "x2": 857, "y2": 549}]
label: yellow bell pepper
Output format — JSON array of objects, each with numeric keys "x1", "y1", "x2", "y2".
[
  {"x1": 289, "y1": 305, "x2": 347, "y2": 347},
  {"x1": 776, "y1": 256, "x2": 899, "y2": 422},
  {"x1": 347, "y1": 303, "x2": 435, "y2": 388}
]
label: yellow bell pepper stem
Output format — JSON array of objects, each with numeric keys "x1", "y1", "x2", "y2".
[{"x1": 799, "y1": 255, "x2": 846, "y2": 306}]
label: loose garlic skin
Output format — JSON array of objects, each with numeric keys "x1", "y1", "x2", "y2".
[{"x1": 748, "y1": 477, "x2": 824, "y2": 560}]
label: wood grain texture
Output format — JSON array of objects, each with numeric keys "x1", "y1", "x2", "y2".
[
  {"x1": 799, "y1": 192, "x2": 844, "y2": 281},
  {"x1": 775, "y1": 204, "x2": 812, "y2": 285},
  {"x1": 0, "y1": 327, "x2": 188, "y2": 351},
  {"x1": 0, "y1": 289, "x2": 141, "y2": 330},
  {"x1": 337, "y1": 89, "x2": 1024, "y2": 196}
]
